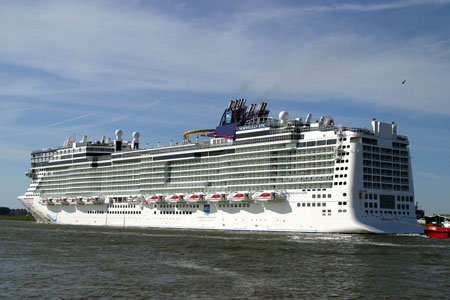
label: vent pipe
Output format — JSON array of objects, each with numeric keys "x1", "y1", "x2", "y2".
[
  {"x1": 114, "y1": 129, "x2": 123, "y2": 152},
  {"x1": 131, "y1": 132, "x2": 140, "y2": 150}
]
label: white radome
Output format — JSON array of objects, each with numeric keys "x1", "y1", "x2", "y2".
[{"x1": 279, "y1": 111, "x2": 289, "y2": 121}]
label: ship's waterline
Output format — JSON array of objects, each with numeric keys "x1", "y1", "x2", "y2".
[{"x1": 18, "y1": 99, "x2": 423, "y2": 234}]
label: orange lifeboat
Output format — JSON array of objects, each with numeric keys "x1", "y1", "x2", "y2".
[
  {"x1": 167, "y1": 194, "x2": 184, "y2": 203},
  {"x1": 147, "y1": 194, "x2": 165, "y2": 203},
  {"x1": 84, "y1": 197, "x2": 97, "y2": 205},
  {"x1": 186, "y1": 193, "x2": 204, "y2": 203},
  {"x1": 70, "y1": 197, "x2": 82, "y2": 205},
  {"x1": 227, "y1": 192, "x2": 250, "y2": 202},
  {"x1": 252, "y1": 191, "x2": 281, "y2": 202},
  {"x1": 206, "y1": 193, "x2": 227, "y2": 202}
]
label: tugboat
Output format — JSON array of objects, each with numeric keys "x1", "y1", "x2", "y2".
[{"x1": 425, "y1": 221, "x2": 450, "y2": 238}]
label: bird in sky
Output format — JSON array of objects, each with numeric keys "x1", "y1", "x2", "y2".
[{"x1": 402, "y1": 80, "x2": 406, "y2": 84}]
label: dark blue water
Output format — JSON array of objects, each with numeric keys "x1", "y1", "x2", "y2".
[{"x1": 1, "y1": 220, "x2": 449, "y2": 299}]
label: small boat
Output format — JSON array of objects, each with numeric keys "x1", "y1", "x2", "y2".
[
  {"x1": 227, "y1": 192, "x2": 250, "y2": 202},
  {"x1": 61, "y1": 197, "x2": 70, "y2": 205},
  {"x1": 425, "y1": 222, "x2": 450, "y2": 238},
  {"x1": 185, "y1": 193, "x2": 204, "y2": 203},
  {"x1": 147, "y1": 194, "x2": 165, "y2": 203},
  {"x1": 252, "y1": 191, "x2": 280, "y2": 202},
  {"x1": 167, "y1": 194, "x2": 184, "y2": 203},
  {"x1": 55, "y1": 198, "x2": 64, "y2": 205},
  {"x1": 206, "y1": 192, "x2": 227, "y2": 202}
]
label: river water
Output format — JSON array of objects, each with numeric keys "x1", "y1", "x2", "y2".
[{"x1": 0, "y1": 220, "x2": 449, "y2": 299}]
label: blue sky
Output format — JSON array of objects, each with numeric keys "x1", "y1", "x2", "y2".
[{"x1": 1, "y1": 0, "x2": 449, "y2": 214}]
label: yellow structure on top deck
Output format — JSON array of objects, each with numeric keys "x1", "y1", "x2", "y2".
[{"x1": 183, "y1": 129, "x2": 216, "y2": 144}]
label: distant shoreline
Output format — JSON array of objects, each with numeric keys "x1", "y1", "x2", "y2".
[{"x1": 0, "y1": 215, "x2": 36, "y2": 221}]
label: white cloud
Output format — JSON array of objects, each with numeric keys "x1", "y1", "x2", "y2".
[
  {"x1": 416, "y1": 170, "x2": 439, "y2": 179},
  {"x1": 39, "y1": 112, "x2": 99, "y2": 129},
  {"x1": 0, "y1": 144, "x2": 30, "y2": 161},
  {"x1": 0, "y1": 1, "x2": 449, "y2": 115}
]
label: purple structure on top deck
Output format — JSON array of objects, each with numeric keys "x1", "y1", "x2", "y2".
[{"x1": 215, "y1": 99, "x2": 269, "y2": 139}]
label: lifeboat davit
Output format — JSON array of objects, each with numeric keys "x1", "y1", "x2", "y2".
[
  {"x1": 227, "y1": 192, "x2": 250, "y2": 202},
  {"x1": 252, "y1": 191, "x2": 280, "y2": 202},
  {"x1": 70, "y1": 197, "x2": 82, "y2": 205},
  {"x1": 425, "y1": 224, "x2": 450, "y2": 238},
  {"x1": 147, "y1": 194, "x2": 165, "y2": 203},
  {"x1": 167, "y1": 194, "x2": 184, "y2": 203},
  {"x1": 206, "y1": 193, "x2": 227, "y2": 202},
  {"x1": 40, "y1": 198, "x2": 50, "y2": 205},
  {"x1": 127, "y1": 196, "x2": 141, "y2": 204},
  {"x1": 84, "y1": 197, "x2": 99, "y2": 205},
  {"x1": 185, "y1": 193, "x2": 204, "y2": 203}
]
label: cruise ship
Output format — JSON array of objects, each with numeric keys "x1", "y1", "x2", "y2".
[{"x1": 18, "y1": 100, "x2": 423, "y2": 234}]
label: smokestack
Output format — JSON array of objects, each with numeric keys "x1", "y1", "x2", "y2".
[
  {"x1": 305, "y1": 114, "x2": 312, "y2": 124},
  {"x1": 80, "y1": 135, "x2": 88, "y2": 145}
]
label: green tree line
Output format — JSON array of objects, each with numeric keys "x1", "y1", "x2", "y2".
[{"x1": 0, "y1": 207, "x2": 29, "y2": 216}]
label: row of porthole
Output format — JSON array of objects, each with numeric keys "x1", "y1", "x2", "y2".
[
  {"x1": 365, "y1": 210, "x2": 410, "y2": 216},
  {"x1": 312, "y1": 194, "x2": 332, "y2": 199},
  {"x1": 88, "y1": 210, "x2": 139, "y2": 214},
  {"x1": 297, "y1": 202, "x2": 327, "y2": 207},
  {"x1": 105, "y1": 211, "x2": 141, "y2": 214},
  {"x1": 158, "y1": 211, "x2": 193, "y2": 215},
  {"x1": 158, "y1": 204, "x2": 200, "y2": 208},
  {"x1": 109, "y1": 204, "x2": 136, "y2": 208},
  {"x1": 219, "y1": 204, "x2": 251, "y2": 208},
  {"x1": 336, "y1": 160, "x2": 349, "y2": 164},
  {"x1": 335, "y1": 174, "x2": 348, "y2": 178},
  {"x1": 334, "y1": 182, "x2": 347, "y2": 185}
]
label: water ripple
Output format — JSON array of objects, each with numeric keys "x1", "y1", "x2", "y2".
[{"x1": 1, "y1": 220, "x2": 449, "y2": 299}]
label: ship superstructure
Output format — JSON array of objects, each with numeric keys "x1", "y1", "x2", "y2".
[{"x1": 18, "y1": 100, "x2": 423, "y2": 233}]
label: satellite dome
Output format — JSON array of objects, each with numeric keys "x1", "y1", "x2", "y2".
[
  {"x1": 279, "y1": 111, "x2": 289, "y2": 121},
  {"x1": 115, "y1": 129, "x2": 123, "y2": 137},
  {"x1": 132, "y1": 131, "x2": 140, "y2": 139}
]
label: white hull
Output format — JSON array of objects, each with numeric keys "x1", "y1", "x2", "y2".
[{"x1": 18, "y1": 194, "x2": 423, "y2": 234}]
